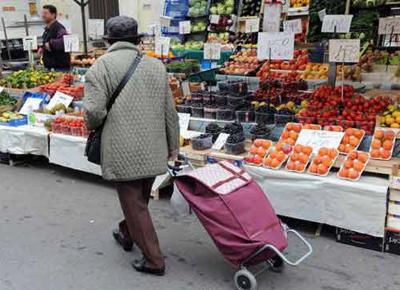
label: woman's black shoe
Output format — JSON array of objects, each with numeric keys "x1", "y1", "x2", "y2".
[
  {"x1": 112, "y1": 229, "x2": 133, "y2": 252},
  {"x1": 132, "y1": 259, "x2": 165, "y2": 276}
]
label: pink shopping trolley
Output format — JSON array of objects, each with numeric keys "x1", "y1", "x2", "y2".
[{"x1": 169, "y1": 157, "x2": 312, "y2": 290}]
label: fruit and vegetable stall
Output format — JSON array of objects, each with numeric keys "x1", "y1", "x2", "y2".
[{"x1": 1, "y1": 0, "x2": 400, "y2": 254}]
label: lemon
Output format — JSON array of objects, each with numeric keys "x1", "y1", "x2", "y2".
[
  {"x1": 393, "y1": 111, "x2": 400, "y2": 118},
  {"x1": 386, "y1": 117, "x2": 395, "y2": 125},
  {"x1": 396, "y1": 116, "x2": 400, "y2": 124},
  {"x1": 391, "y1": 123, "x2": 400, "y2": 128}
]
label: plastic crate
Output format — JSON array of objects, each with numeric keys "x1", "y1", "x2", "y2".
[
  {"x1": 0, "y1": 115, "x2": 28, "y2": 127},
  {"x1": 164, "y1": 0, "x2": 189, "y2": 18}
]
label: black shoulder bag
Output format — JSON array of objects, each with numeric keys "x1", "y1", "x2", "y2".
[{"x1": 85, "y1": 53, "x2": 142, "y2": 165}]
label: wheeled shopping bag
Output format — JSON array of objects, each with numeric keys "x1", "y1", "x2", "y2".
[{"x1": 170, "y1": 159, "x2": 313, "y2": 290}]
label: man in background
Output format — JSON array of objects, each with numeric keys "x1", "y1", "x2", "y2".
[{"x1": 39, "y1": 5, "x2": 70, "y2": 70}]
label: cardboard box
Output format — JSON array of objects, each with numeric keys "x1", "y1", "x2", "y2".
[
  {"x1": 336, "y1": 228, "x2": 384, "y2": 252},
  {"x1": 385, "y1": 230, "x2": 400, "y2": 256}
]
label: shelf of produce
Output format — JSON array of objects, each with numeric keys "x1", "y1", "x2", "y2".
[
  {"x1": 0, "y1": 125, "x2": 49, "y2": 157},
  {"x1": 333, "y1": 155, "x2": 400, "y2": 175}
]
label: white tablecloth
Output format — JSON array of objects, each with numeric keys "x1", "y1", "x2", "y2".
[
  {"x1": 49, "y1": 134, "x2": 102, "y2": 175},
  {"x1": 245, "y1": 165, "x2": 388, "y2": 237},
  {"x1": 0, "y1": 125, "x2": 49, "y2": 157}
]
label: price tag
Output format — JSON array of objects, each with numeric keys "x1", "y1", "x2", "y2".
[
  {"x1": 179, "y1": 21, "x2": 191, "y2": 35},
  {"x1": 63, "y1": 35, "x2": 80, "y2": 52},
  {"x1": 379, "y1": 17, "x2": 400, "y2": 35},
  {"x1": 181, "y1": 81, "x2": 191, "y2": 97},
  {"x1": 329, "y1": 39, "x2": 360, "y2": 63},
  {"x1": 160, "y1": 15, "x2": 172, "y2": 27},
  {"x1": 46, "y1": 91, "x2": 74, "y2": 110},
  {"x1": 283, "y1": 19, "x2": 302, "y2": 34},
  {"x1": 178, "y1": 113, "x2": 191, "y2": 132},
  {"x1": 0, "y1": 87, "x2": 4, "y2": 93},
  {"x1": 322, "y1": 15, "x2": 353, "y2": 33},
  {"x1": 229, "y1": 14, "x2": 238, "y2": 32},
  {"x1": 19, "y1": 97, "x2": 43, "y2": 115},
  {"x1": 262, "y1": 3, "x2": 281, "y2": 32},
  {"x1": 204, "y1": 43, "x2": 221, "y2": 60},
  {"x1": 245, "y1": 18, "x2": 260, "y2": 33},
  {"x1": 23, "y1": 36, "x2": 38, "y2": 51},
  {"x1": 210, "y1": 15, "x2": 220, "y2": 24},
  {"x1": 88, "y1": 19, "x2": 105, "y2": 36},
  {"x1": 296, "y1": 130, "x2": 345, "y2": 154},
  {"x1": 212, "y1": 133, "x2": 230, "y2": 150},
  {"x1": 282, "y1": 0, "x2": 290, "y2": 13},
  {"x1": 155, "y1": 36, "x2": 171, "y2": 57},
  {"x1": 257, "y1": 32, "x2": 295, "y2": 60},
  {"x1": 318, "y1": 9, "x2": 326, "y2": 21}
]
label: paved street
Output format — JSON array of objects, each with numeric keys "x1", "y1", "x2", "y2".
[{"x1": 1, "y1": 162, "x2": 400, "y2": 290}]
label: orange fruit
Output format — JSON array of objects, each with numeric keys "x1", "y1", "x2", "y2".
[
  {"x1": 358, "y1": 153, "x2": 369, "y2": 163},
  {"x1": 322, "y1": 156, "x2": 332, "y2": 167},
  {"x1": 338, "y1": 144, "x2": 346, "y2": 152},
  {"x1": 349, "y1": 136, "x2": 360, "y2": 147},
  {"x1": 354, "y1": 130, "x2": 363, "y2": 139},
  {"x1": 371, "y1": 139, "x2": 382, "y2": 150},
  {"x1": 353, "y1": 160, "x2": 364, "y2": 172},
  {"x1": 317, "y1": 164, "x2": 328, "y2": 175},
  {"x1": 339, "y1": 168, "x2": 349, "y2": 178},
  {"x1": 261, "y1": 140, "x2": 271, "y2": 149},
  {"x1": 286, "y1": 124, "x2": 293, "y2": 131},
  {"x1": 292, "y1": 124, "x2": 302, "y2": 133},
  {"x1": 319, "y1": 147, "x2": 329, "y2": 156},
  {"x1": 370, "y1": 149, "x2": 380, "y2": 158},
  {"x1": 257, "y1": 147, "x2": 267, "y2": 158},
  {"x1": 250, "y1": 145, "x2": 258, "y2": 155},
  {"x1": 383, "y1": 140, "x2": 393, "y2": 151},
  {"x1": 271, "y1": 159, "x2": 281, "y2": 168},
  {"x1": 289, "y1": 131, "x2": 299, "y2": 140},
  {"x1": 384, "y1": 130, "x2": 395, "y2": 140},
  {"x1": 313, "y1": 155, "x2": 322, "y2": 165},
  {"x1": 291, "y1": 153, "x2": 299, "y2": 162},
  {"x1": 309, "y1": 164, "x2": 318, "y2": 173},
  {"x1": 345, "y1": 145, "x2": 355, "y2": 154},
  {"x1": 342, "y1": 136, "x2": 350, "y2": 144},
  {"x1": 277, "y1": 152, "x2": 286, "y2": 162},
  {"x1": 294, "y1": 144, "x2": 303, "y2": 153},
  {"x1": 254, "y1": 139, "x2": 263, "y2": 147},
  {"x1": 348, "y1": 151, "x2": 358, "y2": 160},
  {"x1": 328, "y1": 149, "x2": 338, "y2": 159},
  {"x1": 345, "y1": 128, "x2": 354, "y2": 136},
  {"x1": 282, "y1": 131, "x2": 290, "y2": 139},
  {"x1": 286, "y1": 138, "x2": 296, "y2": 146},
  {"x1": 381, "y1": 149, "x2": 391, "y2": 160},
  {"x1": 299, "y1": 153, "x2": 309, "y2": 164},
  {"x1": 270, "y1": 151, "x2": 278, "y2": 159},
  {"x1": 349, "y1": 170, "x2": 360, "y2": 180},
  {"x1": 253, "y1": 155, "x2": 263, "y2": 165},
  {"x1": 344, "y1": 160, "x2": 353, "y2": 168},
  {"x1": 296, "y1": 163, "x2": 306, "y2": 172},
  {"x1": 275, "y1": 143, "x2": 284, "y2": 152},
  {"x1": 374, "y1": 130, "x2": 384, "y2": 140},
  {"x1": 303, "y1": 146, "x2": 313, "y2": 156},
  {"x1": 287, "y1": 161, "x2": 296, "y2": 171}
]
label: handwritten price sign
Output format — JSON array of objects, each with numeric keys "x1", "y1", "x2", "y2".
[
  {"x1": 322, "y1": 15, "x2": 353, "y2": 33},
  {"x1": 296, "y1": 130, "x2": 345, "y2": 154},
  {"x1": 204, "y1": 43, "x2": 221, "y2": 60},
  {"x1": 283, "y1": 19, "x2": 302, "y2": 34},
  {"x1": 379, "y1": 17, "x2": 400, "y2": 35},
  {"x1": 245, "y1": 18, "x2": 260, "y2": 33},
  {"x1": 257, "y1": 32, "x2": 294, "y2": 60},
  {"x1": 329, "y1": 39, "x2": 360, "y2": 63}
]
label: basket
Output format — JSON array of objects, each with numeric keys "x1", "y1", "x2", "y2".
[
  {"x1": 192, "y1": 134, "x2": 213, "y2": 150},
  {"x1": 225, "y1": 141, "x2": 246, "y2": 155}
]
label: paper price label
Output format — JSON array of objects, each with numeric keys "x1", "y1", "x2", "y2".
[
  {"x1": 229, "y1": 14, "x2": 238, "y2": 32},
  {"x1": 379, "y1": 17, "x2": 400, "y2": 35},
  {"x1": 47, "y1": 91, "x2": 74, "y2": 110},
  {"x1": 318, "y1": 9, "x2": 326, "y2": 21},
  {"x1": 296, "y1": 130, "x2": 345, "y2": 154},
  {"x1": 212, "y1": 133, "x2": 230, "y2": 150},
  {"x1": 257, "y1": 32, "x2": 295, "y2": 60},
  {"x1": 283, "y1": 19, "x2": 302, "y2": 34},
  {"x1": 322, "y1": 15, "x2": 353, "y2": 33},
  {"x1": 179, "y1": 21, "x2": 191, "y2": 35},
  {"x1": 329, "y1": 39, "x2": 360, "y2": 63},
  {"x1": 245, "y1": 18, "x2": 260, "y2": 33},
  {"x1": 88, "y1": 19, "x2": 105, "y2": 36},
  {"x1": 155, "y1": 37, "x2": 171, "y2": 57},
  {"x1": 23, "y1": 36, "x2": 38, "y2": 51},
  {"x1": 282, "y1": 0, "x2": 290, "y2": 13},
  {"x1": 204, "y1": 43, "x2": 221, "y2": 60},
  {"x1": 63, "y1": 35, "x2": 80, "y2": 52},
  {"x1": 262, "y1": 3, "x2": 281, "y2": 32},
  {"x1": 210, "y1": 15, "x2": 220, "y2": 24},
  {"x1": 19, "y1": 98, "x2": 43, "y2": 115},
  {"x1": 160, "y1": 15, "x2": 172, "y2": 27},
  {"x1": 178, "y1": 113, "x2": 191, "y2": 133}
]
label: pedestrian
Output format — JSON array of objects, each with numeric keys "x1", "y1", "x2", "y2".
[
  {"x1": 39, "y1": 5, "x2": 71, "y2": 70},
  {"x1": 83, "y1": 16, "x2": 180, "y2": 276}
]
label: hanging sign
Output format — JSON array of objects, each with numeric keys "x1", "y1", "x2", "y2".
[
  {"x1": 23, "y1": 36, "x2": 38, "y2": 51},
  {"x1": 322, "y1": 15, "x2": 353, "y2": 33},
  {"x1": 379, "y1": 17, "x2": 400, "y2": 35},
  {"x1": 245, "y1": 18, "x2": 260, "y2": 33},
  {"x1": 262, "y1": 3, "x2": 281, "y2": 32},
  {"x1": 88, "y1": 19, "x2": 105, "y2": 36},
  {"x1": 257, "y1": 32, "x2": 295, "y2": 60},
  {"x1": 179, "y1": 21, "x2": 191, "y2": 34},
  {"x1": 283, "y1": 19, "x2": 302, "y2": 34},
  {"x1": 296, "y1": 130, "x2": 345, "y2": 154},
  {"x1": 155, "y1": 36, "x2": 171, "y2": 57},
  {"x1": 204, "y1": 43, "x2": 221, "y2": 60},
  {"x1": 329, "y1": 39, "x2": 360, "y2": 63},
  {"x1": 63, "y1": 35, "x2": 80, "y2": 52}
]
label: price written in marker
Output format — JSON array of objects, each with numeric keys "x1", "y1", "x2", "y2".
[
  {"x1": 88, "y1": 19, "x2": 105, "y2": 36},
  {"x1": 379, "y1": 17, "x2": 400, "y2": 35},
  {"x1": 322, "y1": 15, "x2": 353, "y2": 33},
  {"x1": 329, "y1": 39, "x2": 360, "y2": 63},
  {"x1": 212, "y1": 133, "x2": 230, "y2": 150},
  {"x1": 283, "y1": 19, "x2": 302, "y2": 34},
  {"x1": 179, "y1": 21, "x2": 191, "y2": 34},
  {"x1": 23, "y1": 36, "x2": 38, "y2": 51},
  {"x1": 245, "y1": 18, "x2": 260, "y2": 33},
  {"x1": 155, "y1": 36, "x2": 171, "y2": 57},
  {"x1": 257, "y1": 32, "x2": 295, "y2": 60},
  {"x1": 63, "y1": 35, "x2": 80, "y2": 52},
  {"x1": 210, "y1": 15, "x2": 220, "y2": 24},
  {"x1": 296, "y1": 130, "x2": 345, "y2": 154},
  {"x1": 262, "y1": 3, "x2": 281, "y2": 32},
  {"x1": 204, "y1": 43, "x2": 221, "y2": 60}
]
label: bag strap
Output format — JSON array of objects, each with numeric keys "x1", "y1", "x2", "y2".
[{"x1": 106, "y1": 51, "x2": 142, "y2": 113}]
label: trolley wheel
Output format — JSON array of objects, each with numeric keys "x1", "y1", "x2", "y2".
[
  {"x1": 234, "y1": 269, "x2": 258, "y2": 290},
  {"x1": 270, "y1": 256, "x2": 285, "y2": 273}
]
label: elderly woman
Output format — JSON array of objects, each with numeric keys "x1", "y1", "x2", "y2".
[{"x1": 83, "y1": 16, "x2": 179, "y2": 276}]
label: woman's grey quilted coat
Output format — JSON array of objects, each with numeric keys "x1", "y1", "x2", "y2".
[{"x1": 83, "y1": 42, "x2": 179, "y2": 181}]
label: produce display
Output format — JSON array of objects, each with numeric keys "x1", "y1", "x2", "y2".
[
  {"x1": 338, "y1": 128, "x2": 365, "y2": 154},
  {"x1": 290, "y1": 0, "x2": 310, "y2": 8},
  {"x1": 308, "y1": 148, "x2": 339, "y2": 176},
  {"x1": 0, "y1": 69, "x2": 60, "y2": 89},
  {"x1": 303, "y1": 124, "x2": 321, "y2": 130},
  {"x1": 71, "y1": 55, "x2": 96, "y2": 67},
  {"x1": 245, "y1": 139, "x2": 273, "y2": 165},
  {"x1": 219, "y1": 48, "x2": 259, "y2": 75},
  {"x1": 240, "y1": 0, "x2": 262, "y2": 16},
  {"x1": 0, "y1": 111, "x2": 25, "y2": 125},
  {"x1": 52, "y1": 116, "x2": 89, "y2": 137},
  {"x1": 279, "y1": 123, "x2": 303, "y2": 146},
  {"x1": 166, "y1": 60, "x2": 201, "y2": 74},
  {"x1": 40, "y1": 74, "x2": 84, "y2": 101},
  {"x1": 285, "y1": 144, "x2": 313, "y2": 173},
  {"x1": 369, "y1": 129, "x2": 396, "y2": 160},
  {"x1": 208, "y1": 15, "x2": 233, "y2": 32},
  {"x1": 209, "y1": 0, "x2": 235, "y2": 15},
  {"x1": 380, "y1": 105, "x2": 400, "y2": 129},
  {"x1": 338, "y1": 151, "x2": 370, "y2": 181},
  {"x1": 0, "y1": 91, "x2": 17, "y2": 113},
  {"x1": 263, "y1": 142, "x2": 293, "y2": 170},
  {"x1": 191, "y1": 19, "x2": 208, "y2": 33},
  {"x1": 188, "y1": 0, "x2": 208, "y2": 17}
]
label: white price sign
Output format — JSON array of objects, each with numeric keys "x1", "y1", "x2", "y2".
[
  {"x1": 229, "y1": 14, "x2": 238, "y2": 32},
  {"x1": 210, "y1": 15, "x2": 220, "y2": 24},
  {"x1": 257, "y1": 32, "x2": 295, "y2": 60},
  {"x1": 160, "y1": 15, "x2": 172, "y2": 27},
  {"x1": 329, "y1": 39, "x2": 360, "y2": 63},
  {"x1": 212, "y1": 133, "x2": 230, "y2": 150},
  {"x1": 155, "y1": 37, "x2": 171, "y2": 57},
  {"x1": 204, "y1": 43, "x2": 221, "y2": 60},
  {"x1": 322, "y1": 15, "x2": 353, "y2": 33},
  {"x1": 262, "y1": 3, "x2": 281, "y2": 32},
  {"x1": 23, "y1": 36, "x2": 38, "y2": 51},
  {"x1": 296, "y1": 130, "x2": 345, "y2": 154},
  {"x1": 63, "y1": 35, "x2": 80, "y2": 52},
  {"x1": 88, "y1": 19, "x2": 105, "y2": 36},
  {"x1": 46, "y1": 91, "x2": 74, "y2": 110},
  {"x1": 379, "y1": 17, "x2": 400, "y2": 35},
  {"x1": 179, "y1": 21, "x2": 191, "y2": 34},
  {"x1": 178, "y1": 113, "x2": 191, "y2": 133},
  {"x1": 245, "y1": 18, "x2": 260, "y2": 33},
  {"x1": 0, "y1": 87, "x2": 4, "y2": 93},
  {"x1": 283, "y1": 19, "x2": 302, "y2": 34},
  {"x1": 318, "y1": 9, "x2": 326, "y2": 21},
  {"x1": 19, "y1": 98, "x2": 43, "y2": 115}
]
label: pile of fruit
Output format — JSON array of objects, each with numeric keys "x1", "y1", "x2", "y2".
[
  {"x1": 380, "y1": 105, "x2": 400, "y2": 129},
  {"x1": 191, "y1": 19, "x2": 207, "y2": 33},
  {"x1": 209, "y1": 0, "x2": 235, "y2": 15},
  {"x1": 188, "y1": 0, "x2": 208, "y2": 17},
  {"x1": 308, "y1": 147, "x2": 339, "y2": 176},
  {"x1": 286, "y1": 144, "x2": 313, "y2": 173},
  {"x1": 0, "y1": 91, "x2": 17, "y2": 112},
  {"x1": 263, "y1": 142, "x2": 293, "y2": 169},
  {"x1": 71, "y1": 55, "x2": 96, "y2": 67},
  {"x1": 209, "y1": 16, "x2": 233, "y2": 32},
  {"x1": 279, "y1": 123, "x2": 302, "y2": 146},
  {"x1": 240, "y1": 0, "x2": 262, "y2": 16},
  {"x1": 300, "y1": 63, "x2": 328, "y2": 80},
  {"x1": 220, "y1": 48, "x2": 259, "y2": 75},
  {"x1": 245, "y1": 139, "x2": 272, "y2": 165},
  {"x1": 208, "y1": 32, "x2": 231, "y2": 44},
  {"x1": 52, "y1": 117, "x2": 89, "y2": 137},
  {"x1": 290, "y1": 0, "x2": 310, "y2": 8},
  {"x1": 0, "y1": 111, "x2": 25, "y2": 124},
  {"x1": 0, "y1": 69, "x2": 60, "y2": 89},
  {"x1": 257, "y1": 49, "x2": 309, "y2": 76},
  {"x1": 40, "y1": 82, "x2": 84, "y2": 101},
  {"x1": 338, "y1": 128, "x2": 365, "y2": 154},
  {"x1": 369, "y1": 129, "x2": 396, "y2": 160},
  {"x1": 166, "y1": 60, "x2": 201, "y2": 75},
  {"x1": 338, "y1": 151, "x2": 370, "y2": 181}
]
